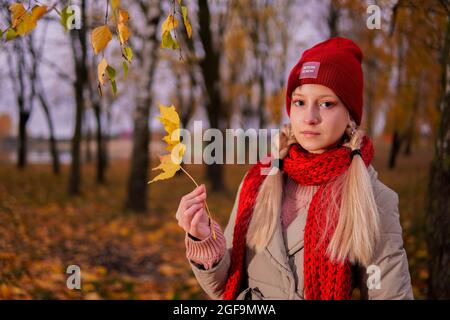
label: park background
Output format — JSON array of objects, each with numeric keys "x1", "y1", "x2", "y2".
[{"x1": 0, "y1": 0, "x2": 449, "y2": 299}]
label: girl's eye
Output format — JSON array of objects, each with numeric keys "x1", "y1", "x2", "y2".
[
  {"x1": 292, "y1": 100, "x2": 304, "y2": 107},
  {"x1": 320, "y1": 101, "x2": 335, "y2": 108}
]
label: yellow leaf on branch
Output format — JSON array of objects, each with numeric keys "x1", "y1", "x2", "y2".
[
  {"x1": 117, "y1": 9, "x2": 130, "y2": 45},
  {"x1": 162, "y1": 14, "x2": 179, "y2": 34},
  {"x1": 91, "y1": 25, "x2": 112, "y2": 55},
  {"x1": 9, "y1": 3, "x2": 48, "y2": 36},
  {"x1": 97, "y1": 57, "x2": 108, "y2": 86},
  {"x1": 16, "y1": 13, "x2": 35, "y2": 36},
  {"x1": 118, "y1": 24, "x2": 129, "y2": 45},
  {"x1": 9, "y1": 3, "x2": 26, "y2": 28},
  {"x1": 161, "y1": 31, "x2": 179, "y2": 49},
  {"x1": 161, "y1": 14, "x2": 180, "y2": 49},
  {"x1": 181, "y1": 6, "x2": 192, "y2": 38},
  {"x1": 31, "y1": 5, "x2": 47, "y2": 22},
  {"x1": 111, "y1": 0, "x2": 121, "y2": 11},
  {"x1": 118, "y1": 9, "x2": 129, "y2": 23}
]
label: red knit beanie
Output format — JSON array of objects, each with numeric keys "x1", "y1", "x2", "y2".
[{"x1": 285, "y1": 37, "x2": 364, "y2": 125}]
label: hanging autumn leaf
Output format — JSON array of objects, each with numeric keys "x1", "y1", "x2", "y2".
[
  {"x1": 8, "y1": 3, "x2": 48, "y2": 37},
  {"x1": 10, "y1": 3, "x2": 26, "y2": 28},
  {"x1": 91, "y1": 25, "x2": 112, "y2": 55},
  {"x1": 161, "y1": 31, "x2": 179, "y2": 49},
  {"x1": 117, "y1": 9, "x2": 130, "y2": 45},
  {"x1": 123, "y1": 46, "x2": 133, "y2": 62},
  {"x1": 160, "y1": 1, "x2": 192, "y2": 51},
  {"x1": 60, "y1": 6, "x2": 74, "y2": 32},
  {"x1": 161, "y1": 14, "x2": 179, "y2": 49},
  {"x1": 181, "y1": 6, "x2": 192, "y2": 38},
  {"x1": 111, "y1": 0, "x2": 121, "y2": 11},
  {"x1": 97, "y1": 57, "x2": 118, "y2": 96},
  {"x1": 5, "y1": 29, "x2": 17, "y2": 41},
  {"x1": 162, "y1": 14, "x2": 179, "y2": 33},
  {"x1": 97, "y1": 57, "x2": 108, "y2": 86},
  {"x1": 118, "y1": 9, "x2": 129, "y2": 23},
  {"x1": 31, "y1": 5, "x2": 47, "y2": 21},
  {"x1": 149, "y1": 104, "x2": 216, "y2": 239}
]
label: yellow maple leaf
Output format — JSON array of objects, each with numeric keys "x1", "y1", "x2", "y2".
[
  {"x1": 149, "y1": 103, "x2": 216, "y2": 240},
  {"x1": 149, "y1": 145, "x2": 186, "y2": 183},
  {"x1": 91, "y1": 25, "x2": 112, "y2": 55},
  {"x1": 157, "y1": 104, "x2": 182, "y2": 152},
  {"x1": 149, "y1": 104, "x2": 186, "y2": 184}
]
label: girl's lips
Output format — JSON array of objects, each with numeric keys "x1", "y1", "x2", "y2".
[{"x1": 301, "y1": 131, "x2": 320, "y2": 137}]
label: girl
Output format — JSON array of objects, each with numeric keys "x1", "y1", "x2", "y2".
[{"x1": 175, "y1": 37, "x2": 413, "y2": 300}]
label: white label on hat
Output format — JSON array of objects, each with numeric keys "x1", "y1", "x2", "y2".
[{"x1": 299, "y1": 61, "x2": 320, "y2": 79}]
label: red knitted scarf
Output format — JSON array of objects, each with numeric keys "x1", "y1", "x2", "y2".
[{"x1": 222, "y1": 135, "x2": 374, "y2": 300}]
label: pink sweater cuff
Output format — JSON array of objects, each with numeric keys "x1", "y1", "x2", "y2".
[{"x1": 185, "y1": 220, "x2": 226, "y2": 270}]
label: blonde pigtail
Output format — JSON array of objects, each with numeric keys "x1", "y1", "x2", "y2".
[
  {"x1": 246, "y1": 124, "x2": 297, "y2": 253},
  {"x1": 327, "y1": 123, "x2": 381, "y2": 266}
]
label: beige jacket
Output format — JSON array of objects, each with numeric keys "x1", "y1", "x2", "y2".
[{"x1": 187, "y1": 165, "x2": 414, "y2": 300}]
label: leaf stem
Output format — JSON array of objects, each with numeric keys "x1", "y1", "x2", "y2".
[{"x1": 179, "y1": 165, "x2": 216, "y2": 240}]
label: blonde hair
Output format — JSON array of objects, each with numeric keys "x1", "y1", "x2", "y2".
[{"x1": 246, "y1": 122, "x2": 380, "y2": 267}]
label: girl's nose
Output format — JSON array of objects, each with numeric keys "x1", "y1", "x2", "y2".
[{"x1": 303, "y1": 106, "x2": 320, "y2": 125}]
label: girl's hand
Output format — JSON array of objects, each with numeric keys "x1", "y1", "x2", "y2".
[{"x1": 176, "y1": 184, "x2": 211, "y2": 240}]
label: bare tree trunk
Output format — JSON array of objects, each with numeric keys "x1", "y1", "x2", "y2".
[
  {"x1": 327, "y1": 0, "x2": 340, "y2": 37},
  {"x1": 126, "y1": 102, "x2": 151, "y2": 211},
  {"x1": 105, "y1": 102, "x2": 112, "y2": 169},
  {"x1": 84, "y1": 116, "x2": 93, "y2": 163},
  {"x1": 93, "y1": 102, "x2": 106, "y2": 183},
  {"x1": 37, "y1": 89, "x2": 60, "y2": 174},
  {"x1": 388, "y1": 32, "x2": 406, "y2": 169},
  {"x1": 17, "y1": 110, "x2": 29, "y2": 169},
  {"x1": 403, "y1": 102, "x2": 418, "y2": 156},
  {"x1": 388, "y1": 130, "x2": 402, "y2": 169},
  {"x1": 69, "y1": 0, "x2": 88, "y2": 195},
  {"x1": 86, "y1": 49, "x2": 107, "y2": 184},
  {"x1": 364, "y1": 58, "x2": 376, "y2": 137},
  {"x1": 257, "y1": 72, "x2": 266, "y2": 130},
  {"x1": 403, "y1": 79, "x2": 422, "y2": 156},
  {"x1": 15, "y1": 42, "x2": 29, "y2": 170},
  {"x1": 125, "y1": 1, "x2": 161, "y2": 212},
  {"x1": 426, "y1": 14, "x2": 450, "y2": 299},
  {"x1": 27, "y1": 24, "x2": 60, "y2": 174},
  {"x1": 198, "y1": 0, "x2": 226, "y2": 191}
]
